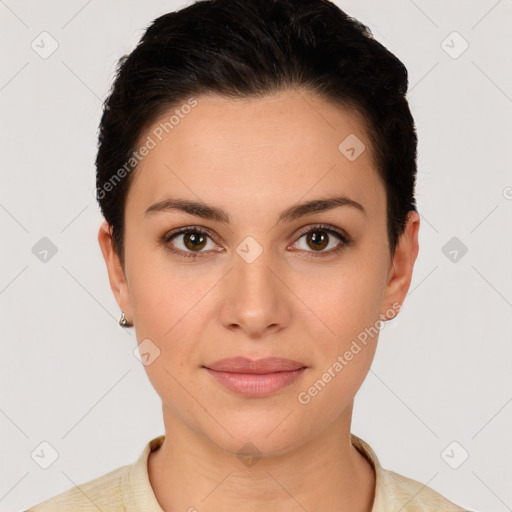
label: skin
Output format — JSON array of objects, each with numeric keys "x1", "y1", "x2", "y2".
[{"x1": 98, "y1": 89, "x2": 420, "y2": 512}]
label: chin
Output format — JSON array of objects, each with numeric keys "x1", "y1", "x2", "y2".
[
  {"x1": 200, "y1": 412, "x2": 309, "y2": 459},
  {"x1": 217, "y1": 434, "x2": 300, "y2": 461}
]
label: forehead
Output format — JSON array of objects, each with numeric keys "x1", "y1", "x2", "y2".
[{"x1": 127, "y1": 89, "x2": 385, "y2": 221}]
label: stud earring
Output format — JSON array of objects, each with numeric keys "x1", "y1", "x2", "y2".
[{"x1": 119, "y1": 312, "x2": 130, "y2": 327}]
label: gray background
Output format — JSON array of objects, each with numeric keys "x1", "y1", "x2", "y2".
[{"x1": 1, "y1": 1, "x2": 511, "y2": 511}]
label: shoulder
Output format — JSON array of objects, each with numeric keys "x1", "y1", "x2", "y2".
[
  {"x1": 350, "y1": 434, "x2": 472, "y2": 512},
  {"x1": 378, "y1": 466, "x2": 470, "y2": 511},
  {"x1": 24, "y1": 464, "x2": 130, "y2": 512},
  {"x1": 23, "y1": 435, "x2": 164, "y2": 512}
]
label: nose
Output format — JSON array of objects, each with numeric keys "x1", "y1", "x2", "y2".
[{"x1": 218, "y1": 246, "x2": 291, "y2": 339}]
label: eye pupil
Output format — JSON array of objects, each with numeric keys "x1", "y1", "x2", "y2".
[
  {"x1": 184, "y1": 232, "x2": 207, "y2": 251},
  {"x1": 307, "y1": 231, "x2": 329, "y2": 251}
]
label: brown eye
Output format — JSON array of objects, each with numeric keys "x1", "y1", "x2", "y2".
[
  {"x1": 182, "y1": 232, "x2": 207, "y2": 251},
  {"x1": 305, "y1": 230, "x2": 329, "y2": 251},
  {"x1": 164, "y1": 227, "x2": 218, "y2": 259},
  {"x1": 292, "y1": 224, "x2": 350, "y2": 257}
]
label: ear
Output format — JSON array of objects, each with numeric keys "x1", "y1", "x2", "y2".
[
  {"x1": 97, "y1": 220, "x2": 133, "y2": 323},
  {"x1": 381, "y1": 210, "x2": 420, "y2": 320}
]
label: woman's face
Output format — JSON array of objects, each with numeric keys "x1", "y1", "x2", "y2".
[{"x1": 99, "y1": 89, "x2": 418, "y2": 456}]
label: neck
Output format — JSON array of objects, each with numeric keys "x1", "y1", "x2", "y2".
[{"x1": 148, "y1": 403, "x2": 376, "y2": 512}]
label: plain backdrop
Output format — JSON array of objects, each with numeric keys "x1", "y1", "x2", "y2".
[{"x1": 1, "y1": 1, "x2": 511, "y2": 511}]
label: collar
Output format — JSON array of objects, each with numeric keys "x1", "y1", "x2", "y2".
[{"x1": 127, "y1": 433, "x2": 384, "y2": 511}]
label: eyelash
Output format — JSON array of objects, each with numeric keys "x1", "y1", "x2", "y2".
[{"x1": 161, "y1": 224, "x2": 352, "y2": 260}]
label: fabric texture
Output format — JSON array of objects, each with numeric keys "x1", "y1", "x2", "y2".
[{"x1": 25, "y1": 434, "x2": 470, "y2": 511}]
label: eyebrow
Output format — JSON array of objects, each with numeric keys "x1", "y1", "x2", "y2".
[{"x1": 144, "y1": 194, "x2": 366, "y2": 224}]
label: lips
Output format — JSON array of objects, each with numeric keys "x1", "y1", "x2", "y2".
[
  {"x1": 203, "y1": 357, "x2": 308, "y2": 397},
  {"x1": 204, "y1": 356, "x2": 307, "y2": 374}
]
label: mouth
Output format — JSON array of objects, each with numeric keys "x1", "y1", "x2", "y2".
[{"x1": 203, "y1": 356, "x2": 308, "y2": 397}]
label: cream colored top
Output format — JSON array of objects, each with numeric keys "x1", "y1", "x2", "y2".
[{"x1": 25, "y1": 434, "x2": 471, "y2": 511}]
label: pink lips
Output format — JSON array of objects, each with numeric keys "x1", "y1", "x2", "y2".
[{"x1": 203, "y1": 357, "x2": 307, "y2": 397}]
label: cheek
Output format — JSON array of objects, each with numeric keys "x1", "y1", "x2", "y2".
[
  {"x1": 126, "y1": 253, "x2": 217, "y2": 390},
  {"x1": 297, "y1": 336, "x2": 377, "y2": 418},
  {"x1": 127, "y1": 246, "x2": 209, "y2": 338},
  {"x1": 291, "y1": 257, "x2": 386, "y2": 402},
  {"x1": 293, "y1": 258, "x2": 386, "y2": 343}
]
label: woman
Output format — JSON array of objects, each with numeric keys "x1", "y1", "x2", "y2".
[{"x1": 26, "y1": 0, "x2": 471, "y2": 510}]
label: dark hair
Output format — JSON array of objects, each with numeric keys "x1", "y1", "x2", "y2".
[{"x1": 95, "y1": 0, "x2": 417, "y2": 267}]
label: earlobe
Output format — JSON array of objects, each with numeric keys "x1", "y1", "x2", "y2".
[
  {"x1": 381, "y1": 210, "x2": 420, "y2": 321},
  {"x1": 97, "y1": 220, "x2": 133, "y2": 322}
]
